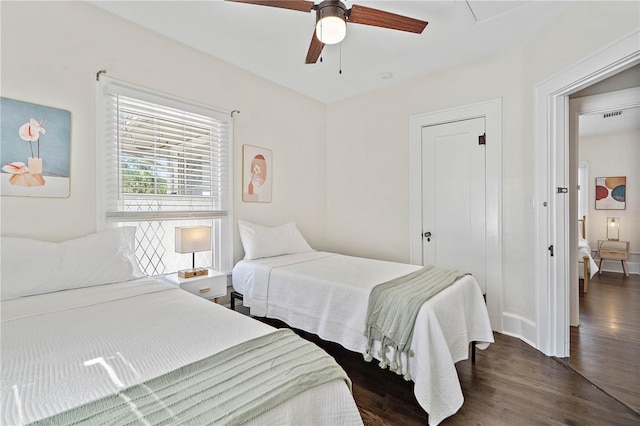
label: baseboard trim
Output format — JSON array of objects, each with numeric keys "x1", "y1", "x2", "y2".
[{"x1": 501, "y1": 312, "x2": 537, "y2": 350}]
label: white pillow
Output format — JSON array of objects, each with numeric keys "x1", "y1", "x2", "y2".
[
  {"x1": 238, "y1": 220, "x2": 313, "y2": 260},
  {"x1": 1, "y1": 227, "x2": 146, "y2": 301}
]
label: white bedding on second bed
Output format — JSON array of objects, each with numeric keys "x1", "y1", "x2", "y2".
[
  {"x1": 579, "y1": 238, "x2": 599, "y2": 278},
  {"x1": 232, "y1": 252, "x2": 494, "y2": 425},
  {"x1": 1, "y1": 277, "x2": 362, "y2": 425}
]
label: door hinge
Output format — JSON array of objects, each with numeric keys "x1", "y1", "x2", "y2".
[
  {"x1": 548, "y1": 245, "x2": 554, "y2": 257},
  {"x1": 478, "y1": 133, "x2": 486, "y2": 145},
  {"x1": 557, "y1": 187, "x2": 568, "y2": 194}
]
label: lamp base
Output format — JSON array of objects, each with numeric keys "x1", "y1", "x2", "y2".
[{"x1": 178, "y1": 268, "x2": 209, "y2": 279}]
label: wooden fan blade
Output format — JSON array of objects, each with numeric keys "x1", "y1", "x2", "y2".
[
  {"x1": 305, "y1": 31, "x2": 325, "y2": 64},
  {"x1": 348, "y1": 4, "x2": 428, "y2": 34},
  {"x1": 226, "y1": 0, "x2": 314, "y2": 13}
]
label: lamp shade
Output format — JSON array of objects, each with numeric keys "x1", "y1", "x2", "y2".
[
  {"x1": 606, "y1": 217, "x2": 619, "y2": 241},
  {"x1": 175, "y1": 226, "x2": 211, "y2": 253}
]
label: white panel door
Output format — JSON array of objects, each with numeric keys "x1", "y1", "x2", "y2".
[{"x1": 422, "y1": 117, "x2": 486, "y2": 293}]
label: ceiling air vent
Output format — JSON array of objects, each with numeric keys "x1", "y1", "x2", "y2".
[{"x1": 603, "y1": 111, "x2": 622, "y2": 118}]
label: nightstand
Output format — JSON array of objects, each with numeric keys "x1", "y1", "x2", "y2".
[
  {"x1": 162, "y1": 268, "x2": 227, "y2": 302},
  {"x1": 598, "y1": 240, "x2": 630, "y2": 277}
]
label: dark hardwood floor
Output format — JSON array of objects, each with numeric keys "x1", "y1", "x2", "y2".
[
  {"x1": 561, "y1": 271, "x2": 640, "y2": 415},
  {"x1": 233, "y1": 274, "x2": 640, "y2": 425}
]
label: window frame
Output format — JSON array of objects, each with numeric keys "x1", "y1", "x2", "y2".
[
  {"x1": 96, "y1": 76, "x2": 233, "y2": 274},
  {"x1": 578, "y1": 161, "x2": 589, "y2": 233}
]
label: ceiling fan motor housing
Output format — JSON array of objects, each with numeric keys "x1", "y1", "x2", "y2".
[{"x1": 316, "y1": 0, "x2": 347, "y2": 19}]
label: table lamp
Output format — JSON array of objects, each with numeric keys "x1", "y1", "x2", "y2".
[{"x1": 175, "y1": 226, "x2": 211, "y2": 278}]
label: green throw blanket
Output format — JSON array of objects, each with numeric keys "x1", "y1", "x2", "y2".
[
  {"x1": 31, "y1": 329, "x2": 350, "y2": 426},
  {"x1": 364, "y1": 265, "x2": 469, "y2": 380}
]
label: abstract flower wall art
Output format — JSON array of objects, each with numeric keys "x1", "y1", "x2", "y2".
[
  {"x1": 595, "y1": 176, "x2": 625, "y2": 210},
  {"x1": 242, "y1": 145, "x2": 272, "y2": 203},
  {"x1": 1, "y1": 98, "x2": 71, "y2": 197}
]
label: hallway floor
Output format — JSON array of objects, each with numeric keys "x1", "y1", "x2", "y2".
[{"x1": 562, "y1": 271, "x2": 640, "y2": 415}]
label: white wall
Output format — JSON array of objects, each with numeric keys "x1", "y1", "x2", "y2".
[
  {"x1": 580, "y1": 130, "x2": 640, "y2": 270},
  {"x1": 325, "y1": 1, "x2": 639, "y2": 336},
  {"x1": 0, "y1": 1, "x2": 327, "y2": 263},
  {"x1": 1, "y1": 0, "x2": 638, "y2": 350}
]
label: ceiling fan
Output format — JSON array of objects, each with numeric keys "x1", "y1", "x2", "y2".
[{"x1": 227, "y1": 0, "x2": 428, "y2": 64}]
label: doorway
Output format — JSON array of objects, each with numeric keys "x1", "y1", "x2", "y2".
[
  {"x1": 569, "y1": 85, "x2": 640, "y2": 326},
  {"x1": 535, "y1": 29, "x2": 639, "y2": 357}
]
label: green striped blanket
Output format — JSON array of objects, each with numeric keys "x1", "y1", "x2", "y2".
[
  {"x1": 31, "y1": 329, "x2": 350, "y2": 425},
  {"x1": 363, "y1": 265, "x2": 469, "y2": 380}
]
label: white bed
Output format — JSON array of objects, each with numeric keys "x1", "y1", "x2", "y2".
[
  {"x1": 232, "y1": 251, "x2": 494, "y2": 425},
  {"x1": 578, "y1": 215, "x2": 598, "y2": 292},
  {"x1": 1, "y1": 229, "x2": 363, "y2": 425}
]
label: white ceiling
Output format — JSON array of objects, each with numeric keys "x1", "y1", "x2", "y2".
[
  {"x1": 580, "y1": 106, "x2": 640, "y2": 138},
  {"x1": 573, "y1": 67, "x2": 640, "y2": 138},
  {"x1": 89, "y1": 0, "x2": 571, "y2": 103}
]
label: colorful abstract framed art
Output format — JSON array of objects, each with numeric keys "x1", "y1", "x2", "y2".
[
  {"x1": 595, "y1": 176, "x2": 625, "y2": 210},
  {"x1": 242, "y1": 145, "x2": 272, "y2": 203},
  {"x1": 1, "y1": 97, "x2": 71, "y2": 198}
]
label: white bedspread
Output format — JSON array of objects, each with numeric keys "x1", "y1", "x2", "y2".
[
  {"x1": 578, "y1": 238, "x2": 598, "y2": 278},
  {"x1": 233, "y1": 252, "x2": 494, "y2": 425},
  {"x1": 1, "y1": 277, "x2": 362, "y2": 425}
]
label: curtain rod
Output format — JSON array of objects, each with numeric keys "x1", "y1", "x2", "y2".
[{"x1": 95, "y1": 69, "x2": 239, "y2": 118}]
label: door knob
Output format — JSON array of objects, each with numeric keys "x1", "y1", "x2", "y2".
[{"x1": 423, "y1": 231, "x2": 431, "y2": 241}]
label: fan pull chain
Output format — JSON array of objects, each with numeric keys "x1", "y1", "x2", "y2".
[
  {"x1": 339, "y1": 43, "x2": 342, "y2": 75},
  {"x1": 319, "y1": 24, "x2": 323, "y2": 63}
]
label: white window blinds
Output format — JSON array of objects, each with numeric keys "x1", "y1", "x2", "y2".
[{"x1": 97, "y1": 76, "x2": 232, "y2": 222}]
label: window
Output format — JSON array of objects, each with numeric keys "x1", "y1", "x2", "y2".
[
  {"x1": 97, "y1": 76, "x2": 233, "y2": 275},
  {"x1": 578, "y1": 161, "x2": 589, "y2": 226}
]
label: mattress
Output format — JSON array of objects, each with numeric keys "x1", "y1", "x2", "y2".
[
  {"x1": 1, "y1": 277, "x2": 363, "y2": 425},
  {"x1": 232, "y1": 252, "x2": 494, "y2": 425}
]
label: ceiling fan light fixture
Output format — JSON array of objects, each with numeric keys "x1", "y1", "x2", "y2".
[
  {"x1": 315, "y1": 2, "x2": 347, "y2": 44},
  {"x1": 226, "y1": 0, "x2": 428, "y2": 65}
]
